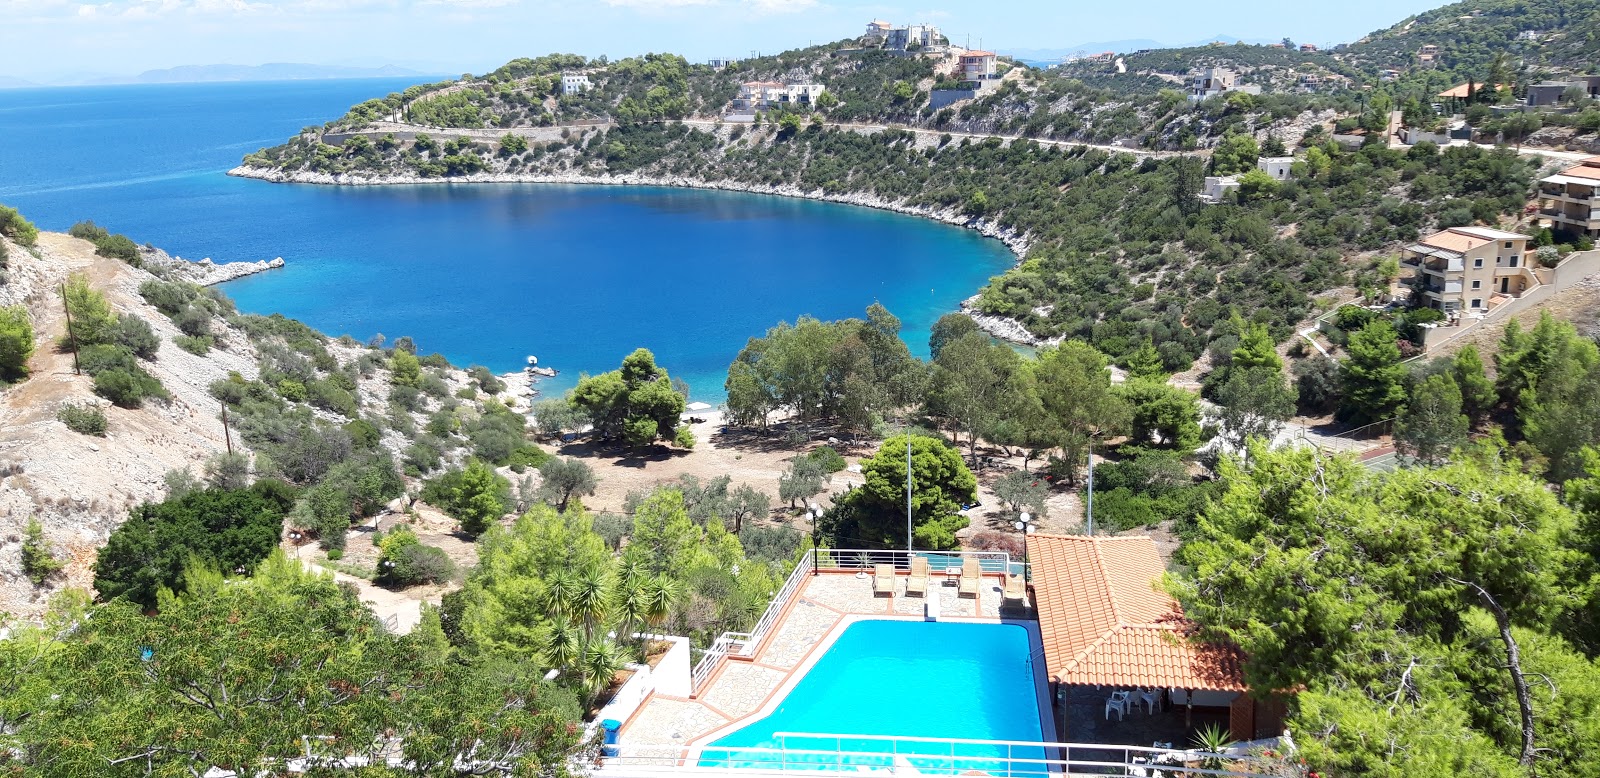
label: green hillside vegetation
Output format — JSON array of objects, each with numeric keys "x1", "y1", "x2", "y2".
[{"x1": 1343, "y1": 0, "x2": 1600, "y2": 77}]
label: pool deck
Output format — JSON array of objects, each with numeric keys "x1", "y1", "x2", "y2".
[{"x1": 619, "y1": 570, "x2": 1020, "y2": 751}]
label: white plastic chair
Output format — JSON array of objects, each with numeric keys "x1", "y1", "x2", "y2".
[
  {"x1": 1138, "y1": 688, "x2": 1160, "y2": 715},
  {"x1": 1105, "y1": 690, "x2": 1131, "y2": 720}
]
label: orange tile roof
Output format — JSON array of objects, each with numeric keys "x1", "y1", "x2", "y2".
[
  {"x1": 1030, "y1": 534, "x2": 1246, "y2": 692},
  {"x1": 1561, "y1": 162, "x2": 1600, "y2": 183},
  {"x1": 1437, "y1": 82, "x2": 1504, "y2": 98},
  {"x1": 1418, "y1": 229, "x2": 1490, "y2": 253}
]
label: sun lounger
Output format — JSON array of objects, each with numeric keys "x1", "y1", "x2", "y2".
[
  {"x1": 906, "y1": 556, "x2": 930, "y2": 597},
  {"x1": 1002, "y1": 573, "x2": 1026, "y2": 604},
  {"x1": 958, "y1": 558, "x2": 981, "y2": 599},
  {"x1": 873, "y1": 563, "x2": 895, "y2": 596}
]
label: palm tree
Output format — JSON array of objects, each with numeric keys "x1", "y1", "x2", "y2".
[
  {"x1": 541, "y1": 570, "x2": 577, "y2": 625},
  {"x1": 543, "y1": 621, "x2": 581, "y2": 673},
  {"x1": 570, "y1": 564, "x2": 612, "y2": 644},
  {"x1": 642, "y1": 575, "x2": 681, "y2": 637},
  {"x1": 613, "y1": 567, "x2": 652, "y2": 654},
  {"x1": 580, "y1": 638, "x2": 627, "y2": 706}
]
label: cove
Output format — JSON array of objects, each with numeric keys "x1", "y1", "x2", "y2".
[{"x1": 0, "y1": 81, "x2": 1016, "y2": 399}]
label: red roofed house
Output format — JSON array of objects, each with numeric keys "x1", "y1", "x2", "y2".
[{"x1": 1029, "y1": 534, "x2": 1287, "y2": 742}]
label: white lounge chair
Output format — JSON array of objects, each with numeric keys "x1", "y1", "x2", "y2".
[
  {"x1": 957, "y1": 558, "x2": 981, "y2": 599},
  {"x1": 873, "y1": 564, "x2": 895, "y2": 597},
  {"x1": 1138, "y1": 688, "x2": 1160, "y2": 715},
  {"x1": 906, "y1": 556, "x2": 930, "y2": 597}
]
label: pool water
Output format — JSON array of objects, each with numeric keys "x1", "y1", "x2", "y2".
[{"x1": 702, "y1": 620, "x2": 1046, "y2": 771}]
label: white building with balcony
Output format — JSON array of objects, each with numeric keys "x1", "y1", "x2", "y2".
[
  {"x1": 1187, "y1": 67, "x2": 1261, "y2": 101},
  {"x1": 561, "y1": 73, "x2": 592, "y2": 95},
  {"x1": 1539, "y1": 157, "x2": 1600, "y2": 239}
]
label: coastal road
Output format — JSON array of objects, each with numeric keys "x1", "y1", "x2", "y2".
[{"x1": 328, "y1": 117, "x2": 1188, "y2": 158}]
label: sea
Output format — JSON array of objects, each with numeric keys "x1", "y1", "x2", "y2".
[{"x1": 0, "y1": 79, "x2": 1017, "y2": 399}]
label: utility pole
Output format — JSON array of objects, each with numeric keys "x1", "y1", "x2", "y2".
[
  {"x1": 221, "y1": 402, "x2": 234, "y2": 455},
  {"x1": 906, "y1": 430, "x2": 914, "y2": 552},
  {"x1": 59, "y1": 284, "x2": 80, "y2": 375},
  {"x1": 1085, "y1": 440, "x2": 1096, "y2": 536}
]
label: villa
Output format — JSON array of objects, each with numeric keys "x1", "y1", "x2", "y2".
[
  {"x1": 886, "y1": 23, "x2": 944, "y2": 51},
  {"x1": 1400, "y1": 226, "x2": 1535, "y2": 315},
  {"x1": 864, "y1": 20, "x2": 893, "y2": 41},
  {"x1": 1199, "y1": 156, "x2": 1297, "y2": 203},
  {"x1": 561, "y1": 73, "x2": 592, "y2": 96},
  {"x1": 596, "y1": 540, "x2": 1288, "y2": 776},
  {"x1": 1188, "y1": 68, "x2": 1261, "y2": 101},
  {"x1": 959, "y1": 51, "x2": 999, "y2": 85},
  {"x1": 735, "y1": 81, "x2": 828, "y2": 111},
  {"x1": 1418, "y1": 44, "x2": 1440, "y2": 65}
]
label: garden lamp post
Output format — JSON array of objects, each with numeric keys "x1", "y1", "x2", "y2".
[
  {"x1": 1014, "y1": 511, "x2": 1035, "y2": 582},
  {"x1": 288, "y1": 530, "x2": 303, "y2": 561},
  {"x1": 808, "y1": 503, "x2": 823, "y2": 575}
]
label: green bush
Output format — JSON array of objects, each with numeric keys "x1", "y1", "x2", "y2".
[
  {"x1": 174, "y1": 335, "x2": 213, "y2": 355},
  {"x1": 326, "y1": 548, "x2": 344, "y2": 561},
  {"x1": 0, "y1": 205, "x2": 38, "y2": 247},
  {"x1": 506, "y1": 444, "x2": 550, "y2": 472},
  {"x1": 113, "y1": 314, "x2": 160, "y2": 360},
  {"x1": 0, "y1": 305, "x2": 35, "y2": 382},
  {"x1": 806, "y1": 445, "x2": 847, "y2": 473},
  {"x1": 57, "y1": 403, "x2": 108, "y2": 436},
  {"x1": 21, "y1": 517, "x2": 63, "y2": 585},
  {"x1": 375, "y1": 526, "x2": 455, "y2": 587},
  {"x1": 93, "y1": 366, "x2": 169, "y2": 409}
]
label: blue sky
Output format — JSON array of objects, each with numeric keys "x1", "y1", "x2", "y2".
[{"x1": 3, "y1": 0, "x2": 1450, "y2": 81}]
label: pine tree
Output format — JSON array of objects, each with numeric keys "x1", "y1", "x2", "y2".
[
  {"x1": 1339, "y1": 321, "x2": 1407, "y2": 424},
  {"x1": 1451, "y1": 344, "x2": 1496, "y2": 423},
  {"x1": 1396, "y1": 374, "x2": 1469, "y2": 465}
]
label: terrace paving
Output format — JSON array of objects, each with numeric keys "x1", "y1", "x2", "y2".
[{"x1": 618, "y1": 570, "x2": 1010, "y2": 750}]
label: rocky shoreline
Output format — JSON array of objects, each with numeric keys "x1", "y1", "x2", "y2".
[
  {"x1": 228, "y1": 164, "x2": 1039, "y2": 343},
  {"x1": 140, "y1": 244, "x2": 285, "y2": 286}
]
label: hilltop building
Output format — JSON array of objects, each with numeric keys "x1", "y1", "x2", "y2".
[
  {"x1": 735, "y1": 81, "x2": 827, "y2": 111},
  {"x1": 707, "y1": 57, "x2": 739, "y2": 71},
  {"x1": 1418, "y1": 44, "x2": 1440, "y2": 65},
  {"x1": 886, "y1": 23, "x2": 944, "y2": 51},
  {"x1": 1187, "y1": 67, "x2": 1261, "y2": 101},
  {"x1": 960, "y1": 50, "x2": 999, "y2": 84},
  {"x1": 560, "y1": 73, "x2": 591, "y2": 96},
  {"x1": 1200, "y1": 156, "x2": 1297, "y2": 203},
  {"x1": 1538, "y1": 156, "x2": 1600, "y2": 239},
  {"x1": 1401, "y1": 226, "x2": 1534, "y2": 314},
  {"x1": 1299, "y1": 43, "x2": 1318, "y2": 52},
  {"x1": 865, "y1": 20, "x2": 893, "y2": 40}
]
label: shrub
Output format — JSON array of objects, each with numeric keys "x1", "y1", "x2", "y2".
[
  {"x1": 173, "y1": 306, "x2": 212, "y2": 337},
  {"x1": 113, "y1": 314, "x2": 160, "y2": 359},
  {"x1": 57, "y1": 403, "x2": 108, "y2": 436},
  {"x1": 806, "y1": 445, "x2": 847, "y2": 473},
  {"x1": 326, "y1": 548, "x2": 344, "y2": 561},
  {"x1": 0, "y1": 305, "x2": 35, "y2": 382},
  {"x1": 421, "y1": 459, "x2": 510, "y2": 535},
  {"x1": 21, "y1": 517, "x2": 64, "y2": 585},
  {"x1": 93, "y1": 366, "x2": 169, "y2": 408},
  {"x1": 174, "y1": 335, "x2": 213, "y2": 355},
  {"x1": 468, "y1": 365, "x2": 506, "y2": 394},
  {"x1": 375, "y1": 526, "x2": 454, "y2": 587},
  {"x1": 139, "y1": 279, "x2": 199, "y2": 315},
  {"x1": 0, "y1": 205, "x2": 39, "y2": 247}
]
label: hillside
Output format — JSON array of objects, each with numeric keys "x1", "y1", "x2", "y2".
[
  {"x1": 1344, "y1": 0, "x2": 1600, "y2": 76},
  {"x1": 0, "y1": 224, "x2": 534, "y2": 619}
]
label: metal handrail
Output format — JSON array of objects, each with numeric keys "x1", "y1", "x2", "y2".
[
  {"x1": 602, "y1": 737, "x2": 1282, "y2": 778},
  {"x1": 815, "y1": 547, "x2": 1012, "y2": 574}
]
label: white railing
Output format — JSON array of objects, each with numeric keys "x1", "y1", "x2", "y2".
[
  {"x1": 689, "y1": 549, "x2": 1015, "y2": 694},
  {"x1": 601, "y1": 732, "x2": 1283, "y2": 777},
  {"x1": 817, "y1": 548, "x2": 1014, "y2": 576}
]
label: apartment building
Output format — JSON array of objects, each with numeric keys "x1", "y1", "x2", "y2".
[
  {"x1": 1401, "y1": 226, "x2": 1534, "y2": 314},
  {"x1": 1538, "y1": 157, "x2": 1600, "y2": 238}
]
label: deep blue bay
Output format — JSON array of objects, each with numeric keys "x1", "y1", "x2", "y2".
[{"x1": 0, "y1": 80, "x2": 1016, "y2": 398}]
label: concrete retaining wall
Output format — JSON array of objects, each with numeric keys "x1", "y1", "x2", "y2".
[{"x1": 1423, "y1": 249, "x2": 1600, "y2": 351}]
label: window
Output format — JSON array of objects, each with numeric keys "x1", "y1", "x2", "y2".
[
  {"x1": 1509, "y1": 255, "x2": 1519, "y2": 267},
  {"x1": 1474, "y1": 258, "x2": 1484, "y2": 268},
  {"x1": 1471, "y1": 298, "x2": 1484, "y2": 309},
  {"x1": 1505, "y1": 242, "x2": 1514, "y2": 249},
  {"x1": 1472, "y1": 280, "x2": 1482, "y2": 289}
]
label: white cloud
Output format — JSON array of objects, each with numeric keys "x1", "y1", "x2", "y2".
[{"x1": 601, "y1": 0, "x2": 812, "y2": 13}]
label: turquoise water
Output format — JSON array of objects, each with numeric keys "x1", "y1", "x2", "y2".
[
  {"x1": 702, "y1": 620, "x2": 1046, "y2": 772},
  {"x1": 0, "y1": 81, "x2": 1016, "y2": 399}
]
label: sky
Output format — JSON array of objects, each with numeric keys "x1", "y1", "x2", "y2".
[{"x1": 1, "y1": 0, "x2": 1451, "y2": 82}]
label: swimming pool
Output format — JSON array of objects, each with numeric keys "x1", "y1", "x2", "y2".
[{"x1": 701, "y1": 620, "x2": 1046, "y2": 772}]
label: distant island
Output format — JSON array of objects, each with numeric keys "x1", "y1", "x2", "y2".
[{"x1": 0, "y1": 62, "x2": 435, "y2": 88}]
